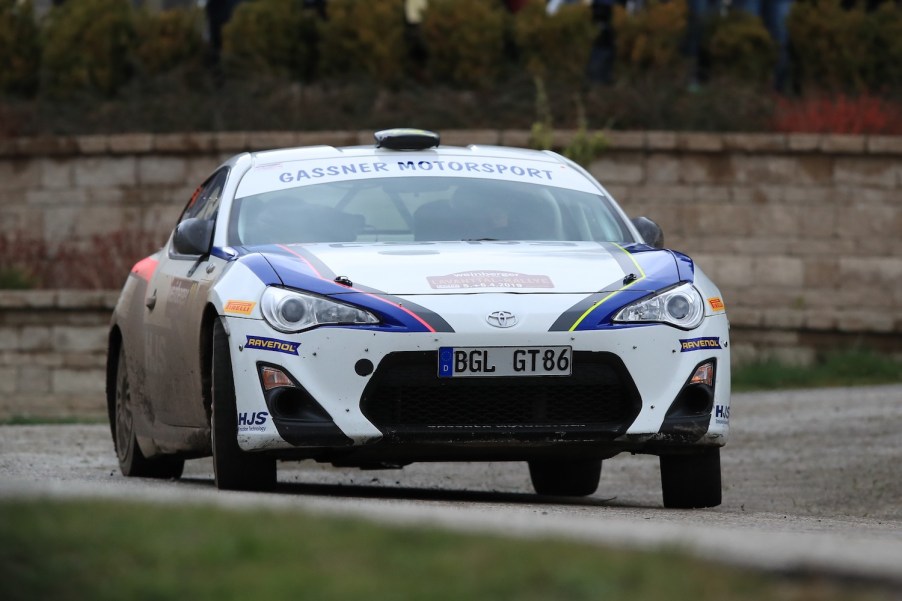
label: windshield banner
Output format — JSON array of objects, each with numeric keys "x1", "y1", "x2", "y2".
[{"x1": 236, "y1": 153, "x2": 600, "y2": 198}]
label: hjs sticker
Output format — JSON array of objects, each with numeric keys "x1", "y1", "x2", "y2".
[
  {"x1": 714, "y1": 405, "x2": 730, "y2": 425},
  {"x1": 238, "y1": 411, "x2": 268, "y2": 432}
]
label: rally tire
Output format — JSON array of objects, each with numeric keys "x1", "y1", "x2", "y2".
[
  {"x1": 212, "y1": 319, "x2": 277, "y2": 492},
  {"x1": 660, "y1": 447, "x2": 722, "y2": 509},
  {"x1": 528, "y1": 458, "x2": 602, "y2": 497},
  {"x1": 113, "y1": 346, "x2": 184, "y2": 479}
]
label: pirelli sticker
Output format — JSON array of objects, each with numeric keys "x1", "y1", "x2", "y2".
[
  {"x1": 245, "y1": 336, "x2": 299, "y2": 355},
  {"x1": 224, "y1": 300, "x2": 256, "y2": 315},
  {"x1": 679, "y1": 337, "x2": 722, "y2": 352},
  {"x1": 708, "y1": 297, "x2": 725, "y2": 312}
]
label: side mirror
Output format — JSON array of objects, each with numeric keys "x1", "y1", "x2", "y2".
[
  {"x1": 631, "y1": 216, "x2": 664, "y2": 249},
  {"x1": 172, "y1": 218, "x2": 214, "y2": 256}
]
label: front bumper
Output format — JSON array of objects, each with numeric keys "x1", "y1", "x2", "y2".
[{"x1": 225, "y1": 313, "x2": 731, "y2": 460}]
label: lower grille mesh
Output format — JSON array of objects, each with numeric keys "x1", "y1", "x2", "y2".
[{"x1": 360, "y1": 351, "x2": 641, "y2": 433}]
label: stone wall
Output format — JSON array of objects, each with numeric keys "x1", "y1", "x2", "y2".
[
  {"x1": 0, "y1": 291, "x2": 116, "y2": 420},
  {"x1": 0, "y1": 130, "x2": 900, "y2": 418},
  {"x1": 589, "y1": 131, "x2": 902, "y2": 364}
]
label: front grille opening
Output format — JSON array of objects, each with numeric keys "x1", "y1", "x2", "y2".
[{"x1": 360, "y1": 351, "x2": 641, "y2": 434}]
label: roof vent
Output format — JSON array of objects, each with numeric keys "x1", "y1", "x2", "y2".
[{"x1": 374, "y1": 128, "x2": 440, "y2": 150}]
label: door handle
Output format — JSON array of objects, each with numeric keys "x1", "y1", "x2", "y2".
[{"x1": 146, "y1": 291, "x2": 157, "y2": 310}]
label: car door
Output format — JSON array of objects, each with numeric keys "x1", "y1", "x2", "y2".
[{"x1": 142, "y1": 168, "x2": 230, "y2": 428}]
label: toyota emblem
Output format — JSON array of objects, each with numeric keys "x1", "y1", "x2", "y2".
[{"x1": 487, "y1": 311, "x2": 518, "y2": 328}]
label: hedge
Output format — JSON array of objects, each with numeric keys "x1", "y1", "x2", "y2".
[
  {"x1": 1, "y1": 0, "x2": 900, "y2": 99},
  {"x1": 41, "y1": 0, "x2": 136, "y2": 97},
  {"x1": 0, "y1": 0, "x2": 39, "y2": 96},
  {"x1": 223, "y1": 0, "x2": 318, "y2": 81}
]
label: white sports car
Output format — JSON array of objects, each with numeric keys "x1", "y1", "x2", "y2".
[{"x1": 108, "y1": 129, "x2": 730, "y2": 508}]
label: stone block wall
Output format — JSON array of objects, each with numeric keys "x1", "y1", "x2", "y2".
[
  {"x1": 0, "y1": 129, "x2": 900, "y2": 417},
  {"x1": 591, "y1": 131, "x2": 902, "y2": 363},
  {"x1": 0, "y1": 291, "x2": 117, "y2": 419}
]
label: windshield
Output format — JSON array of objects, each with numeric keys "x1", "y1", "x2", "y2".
[{"x1": 228, "y1": 176, "x2": 632, "y2": 246}]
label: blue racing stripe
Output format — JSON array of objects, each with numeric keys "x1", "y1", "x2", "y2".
[{"x1": 567, "y1": 247, "x2": 685, "y2": 331}]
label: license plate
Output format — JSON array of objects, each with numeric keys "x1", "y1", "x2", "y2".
[{"x1": 438, "y1": 346, "x2": 572, "y2": 378}]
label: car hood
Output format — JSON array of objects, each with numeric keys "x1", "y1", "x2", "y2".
[{"x1": 245, "y1": 241, "x2": 688, "y2": 296}]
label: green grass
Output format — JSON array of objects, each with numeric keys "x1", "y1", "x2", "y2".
[
  {"x1": 732, "y1": 349, "x2": 902, "y2": 392},
  {"x1": 0, "y1": 415, "x2": 105, "y2": 426},
  {"x1": 0, "y1": 499, "x2": 893, "y2": 601}
]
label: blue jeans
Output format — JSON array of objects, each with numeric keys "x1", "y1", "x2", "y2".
[{"x1": 686, "y1": 0, "x2": 793, "y2": 89}]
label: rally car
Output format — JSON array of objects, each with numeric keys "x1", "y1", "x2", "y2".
[{"x1": 107, "y1": 128, "x2": 730, "y2": 508}]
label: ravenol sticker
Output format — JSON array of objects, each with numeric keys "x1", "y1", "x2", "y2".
[
  {"x1": 224, "y1": 300, "x2": 256, "y2": 315},
  {"x1": 708, "y1": 297, "x2": 725, "y2": 312},
  {"x1": 679, "y1": 337, "x2": 722, "y2": 352},
  {"x1": 245, "y1": 335, "x2": 299, "y2": 355}
]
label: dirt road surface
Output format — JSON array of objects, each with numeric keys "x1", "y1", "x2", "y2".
[{"x1": 1, "y1": 385, "x2": 900, "y2": 587}]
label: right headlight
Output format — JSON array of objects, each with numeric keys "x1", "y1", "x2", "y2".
[
  {"x1": 261, "y1": 287, "x2": 379, "y2": 333},
  {"x1": 612, "y1": 283, "x2": 705, "y2": 330}
]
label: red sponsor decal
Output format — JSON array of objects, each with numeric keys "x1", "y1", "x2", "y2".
[
  {"x1": 131, "y1": 257, "x2": 158, "y2": 282},
  {"x1": 427, "y1": 271, "x2": 554, "y2": 290},
  {"x1": 708, "y1": 297, "x2": 725, "y2": 312}
]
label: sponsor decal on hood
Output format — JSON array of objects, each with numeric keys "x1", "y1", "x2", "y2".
[
  {"x1": 259, "y1": 241, "x2": 679, "y2": 296},
  {"x1": 427, "y1": 270, "x2": 554, "y2": 290}
]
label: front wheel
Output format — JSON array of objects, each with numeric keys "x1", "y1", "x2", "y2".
[
  {"x1": 528, "y1": 458, "x2": 602, "y2": 496},
  {"x1": 659, "y1": 447, "x2": 722, "y2": 508},
  {"x1": 112, "y1": 346, "x2": 184, "y2": 479},
  {"x1": 211, "y1": 319, "x2": 277, "y2": 491}
]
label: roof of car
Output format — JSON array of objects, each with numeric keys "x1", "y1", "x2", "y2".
[{"x1": 249, "y1": 143, "x2": 567, "y2": 169}]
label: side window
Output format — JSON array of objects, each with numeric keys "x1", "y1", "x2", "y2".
[{"x1": 179, "y1": 169, "x2": 229, "y2": 224}]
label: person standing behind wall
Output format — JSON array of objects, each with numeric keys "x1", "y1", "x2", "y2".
[
  {"x1": 404, "y1": 0, "x2": 429, "y2": 77},
  {"x1": 586, "y1": 0, "x2": 623, "y2": 85},
  {"x1": 546, "y1": 0, "x2": 585, "y2": 14},
  {"x1": 205, "y1": 0, "x2": 242, "y2": 70},
  {"x1": 733, "y1": 0, "x2": 794, "y2": 91},
  {"x1": 686, "y1": 0, "x2": 793, "y2": 91}
]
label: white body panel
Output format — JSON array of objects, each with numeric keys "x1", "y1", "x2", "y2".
[
  {"x1": 219, "y1": 281, "x2": 730, "y2": 452},
  {"x1": 288, "y1": 241, "x2": 635, "y2": 295}
]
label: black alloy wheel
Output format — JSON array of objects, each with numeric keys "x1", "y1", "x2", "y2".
[
  {"x1": 113, "y1": 346, "x2": 184, "y2": 479},
  {"x1": 528, "y1": 458, "x2": 602, "y2": 496},
  {"x1": 659, "y1": 447, "x2": 722, "y2": 508}
]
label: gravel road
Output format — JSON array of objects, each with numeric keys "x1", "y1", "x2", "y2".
[{"x1": 1, "y1": 385, "x2": 901, "y2": 587}]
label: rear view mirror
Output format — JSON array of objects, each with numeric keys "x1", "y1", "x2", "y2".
[
  {"x1": 172, "y1": 218, "x2": 214, "y2": 256},
  {"x1": 631, "y1": 216, "x2": 664, "y2": 249}
]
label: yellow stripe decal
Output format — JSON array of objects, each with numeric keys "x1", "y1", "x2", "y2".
[{"x1": 568, "y1": 244, "x2": 647, "y2": 332}]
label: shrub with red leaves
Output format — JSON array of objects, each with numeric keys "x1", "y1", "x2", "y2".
[
  {"x1": 47, "y1": 230, "x2": 166, "y2": 289},
  {"x1": 772, "y1": 94, "x2": 902, "y2": 135},
  {"x1": 0, "y1": 229, "x2": 164, "y2": 289},
  {"x1": 0, "y1": 231, "x2": 49, "y2": 288}
]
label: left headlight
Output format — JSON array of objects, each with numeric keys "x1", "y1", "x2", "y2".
[
  {"x1": 613, "y1": 283, "x2": 705, "y2": 330},
  {"x1": 261, "y1": 287, "x2": 379, "y2": 333}
]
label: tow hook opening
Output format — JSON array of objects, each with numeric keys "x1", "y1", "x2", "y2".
[
  {"x1": 665, "y1": 360, "x2": 716, "y2": 420},
  {"x1": 257, "y1": 363, "x2": 332, "y2": 422}
]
